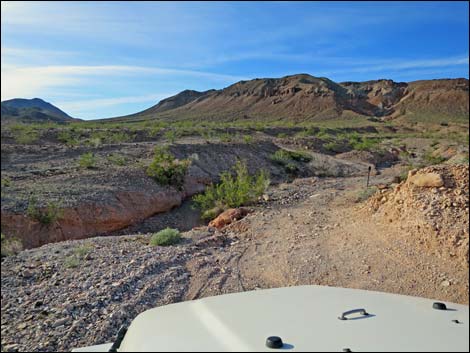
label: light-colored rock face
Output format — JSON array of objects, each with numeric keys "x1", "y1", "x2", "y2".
[
  {"x1": 367, "y1": 164, "x2": 469, "y2": 265},
  {"x1": 409, "y1": 172, "x2": 444, "y2": 187}
]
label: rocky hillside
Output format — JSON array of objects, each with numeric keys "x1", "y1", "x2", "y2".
[
  {"x1": 120, "y1": 75, "x2": 469, "y2": 123},
  {"x1": 366, "y1": 164, "x2": 469, "y2": 265},
  {"x1": 1, "y1": 98, "x2": 77, "y2": 124}
]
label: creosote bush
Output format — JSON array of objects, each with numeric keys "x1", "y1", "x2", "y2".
[
  {"x1": 270, "y1": 149, "x2": 312, "y2": 174},
  {"x1": 78, "y1": 152, "x2": 97, "y2": 169},
  {"x1": 150, "y1": 228, "x2": 182, "y2": 246},
  {"x1": 146, "y1": 146, "x2": 190, "y2": 190},
  {"x1": 193, "y1": 160, "x2": 270, "y2": 218}
]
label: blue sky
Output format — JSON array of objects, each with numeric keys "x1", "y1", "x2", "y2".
[{"x1": 1, "y1": 1, "x2": 469, "y2": 120}]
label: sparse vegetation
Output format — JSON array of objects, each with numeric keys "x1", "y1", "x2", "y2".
[
  {"x1": 193, "y1": 160, "x2": 270, "y2": 215},
  {"x1": 356, "y1": 187, "x2": 377, "y2": 202},
  {"x1": 26, "y1": 197, "x2": 63, "y2": 225},
  {"x1": 64, "y1": 244, "x2": 93, "y2": 268},
  {"x1": 107, "y1": 153, "x2": 127, "y2": 166},
  {"x1": 57, "y1": 130, "x2": 80, "y2": 146},
  {"x1": 243, "y1": 135, "x2": 253, "y2": 143},
  {"x1": 146, "y1": 146, "x2": 191, "y2": 190},
  {"x1": 422, "y1": 150, "x2": 447, "y2": 166},
  {"x1": 1, "y1": 177, "x2": 11, "y2": 188},
  {"x1": 10, "y1": 124, "x2": 40, "y2": 144},
  {"x1": 150, "y1": 228, "x2": 182, "y2": 246},
  {"x1": 78, "y1": 152, "x2": 97, "y2": 169},
  {"x1": 323, "y1": 141, "x2": 342, "y2": 153},
  {"x1": 1, "y1": 233, "x2": 23, "y2": 257},
  {"x1": 270, "y1": 149, "x2": 312, "y2": 174},
  {"x1": 164, "y1": 130, "x2": 179, "y2": 143}
]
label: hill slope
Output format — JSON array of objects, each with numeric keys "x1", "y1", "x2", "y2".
[
  {"x1": 120, "y1": 75, "x2": 468, "y2": 124},
  {"x1": 1, "y1": 98, "x2": 76, "y2": 123}
]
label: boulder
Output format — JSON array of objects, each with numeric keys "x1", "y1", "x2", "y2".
[{"x1": 208, "y1": 208, "x2": 250, "y2": 229}]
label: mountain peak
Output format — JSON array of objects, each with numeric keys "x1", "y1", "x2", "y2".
[{"x1": 1, "y1": 98, "x2": 76, "y2": 123}]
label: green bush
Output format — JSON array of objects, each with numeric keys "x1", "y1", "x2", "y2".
[
  {"x1": 57, "y1": 130, "x2": 80, "y2": 146},
  {"x1": 193, "y1": 160, "x2": 270, "y2": 214},
  {"x1": 218, "y1": 133, "x2": 233, "y2": 142},
  {"x1": 270, "y1": 149, "x2": 312, "y2": 174},
  {"x1": 1, "y1": 177, "x2": 11, "y2": 188},
  {"x1": 323, "y1": 141, "x2": 342, "y2": 153},
  {"x1": 351, "y1": 137, "x2": 379, "y2": 151},
  {"x1": 243, "y1": 135, "x2": 253, "y2": 143},
  {"x1": 1, "y1": 233, "x2": 23, "y2": 257},
  {"x1": 78, "y1": 152, "x2": 97, "y2": 169},
  {"x1": 10, "y1": 124, "x2": 39, "y2": 144},
  {"x1": 27, "y1": 197, "x2": 63, "y2": 225},
  {"x1": 146, "y1": 146, "x2": 190, "y2": 190},
  {"x1": 107, "y1": 153, "x2": 127, "y2": 166},
  {"x1": 164, "y1": 130, "x2": 179, "y2": 143},
  {"x1": 150, "y1": 228, "x2": 182, "y2": 246}
]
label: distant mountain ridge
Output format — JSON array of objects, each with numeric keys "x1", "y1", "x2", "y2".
[
  {"x1": 1, "y1": 98, "x2": 77, "y2": 123},
  {"x1": 121, "y1": 74, "x2": 469, "y2": 123}
]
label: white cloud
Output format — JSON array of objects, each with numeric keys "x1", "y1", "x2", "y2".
[
  {"x1": 56, "y1": 93, "x2": 175, "y2": 112},
  {"x1": 315, "y1": 56, "x2": 469, "y2": 77}
]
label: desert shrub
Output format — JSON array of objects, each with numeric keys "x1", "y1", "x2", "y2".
[
  {"x1": 107, "y1": 153, "x2": 127, "y2": 166},
  {"x1": 356, "y1": 187, "x2": 377, "y2": 203},
  {"x1": 243, "y1": 135, "x2": 253, "y2": 143},
  {"x1": 146, "y1": 146, "x2": 190, "y2": 190},
  {"x1": 218, "y1": 133, "x2": 233, "y2": 142},
  {"x1": 316, "y1": 128, "x2": 331, "y2": 139},
  {"x1": 164, "y1": 130, "x2": 179, "y2": 143},
  {"x1": 64, "y1": 244, "x2": 93, "y2": 268},
  {"x1": 1, "y1": 233, "x2": 23, "y2": 257},
  {"x1": 27, "y1": 197, "x2": 63, "y2": 225},
  {"x1": 64, "y1": 256, "x2": 80, "y2": 268},
  {"x1": 270, "y1": 149, "x2": 312, "y2": 174},
  {"x1": 1, "y1": 177, "x2": 11, "y2": 188},
  {"x1": 193, "y1": 160, "x2": 270, "y2": 213},
  {"x1": 148, "y1": 126, "x2": 162, "y2": 137},
  {"x1": 295, "y1": 127, "x2": 315, "y2": 138},
  {"x1": 351, "y1": 137, "x2": 380, "y2": 151},
  {"x1": 277, "y1": 133, "x2": 288, "y2": 138},
  {"x1": 57, "y1": 130, "x2": 80, "y2": 146},
  {"x1": 78, "y1": 152, "x2": 97, "y2": 169},
  {"x1": 10, "y1": 124, "x2": 39, "y2": 144},
  {"x1": 109, "y1": 131, "x2": 130, "y2": 143},
  {"x1": 323, "y1": 141, "x2": 342, "y2": 153},
  {"x1": 422, "y1": 150, "x2": 447, "y2": 166},
  {"x1": 150, "y1": 228, "x2": 182, "y2": 246}
]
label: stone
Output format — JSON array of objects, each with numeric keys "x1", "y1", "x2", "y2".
[
  {"x1": 208, "y1": 208, "x2": 250, "y2": 229},
  {"x1": 52, "y1": 318, "x2": 69, "y2": 328},
  {"x1": 409, "y1": 173, "x2": 444, "y2": 188}
]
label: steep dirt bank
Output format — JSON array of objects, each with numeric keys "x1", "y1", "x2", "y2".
[{"x1": 1, "y1": 140, "x2": 372, "y2": 249}]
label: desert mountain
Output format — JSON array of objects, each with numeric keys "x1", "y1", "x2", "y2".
[
  {"x1": 1, "y1": 98, "x2": 77, "y2": 123},
  {"x1": 126, "y1": 74, "x2": 468, "y2": 123}
]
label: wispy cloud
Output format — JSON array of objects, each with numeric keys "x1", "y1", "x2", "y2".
[
  {"x1": 0, "y1": 63, "x2": 247, "y2": 101},
  {"x1": 314, "y1": 55, "x2": 469, "y2": 77},
  {"x1": 56, "y1": 93, "x2": 175, "y2": 115}
]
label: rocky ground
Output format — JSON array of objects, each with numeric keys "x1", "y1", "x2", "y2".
[{"x1": 1, "y1": 163, "x2": 468, "y2": 352}]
